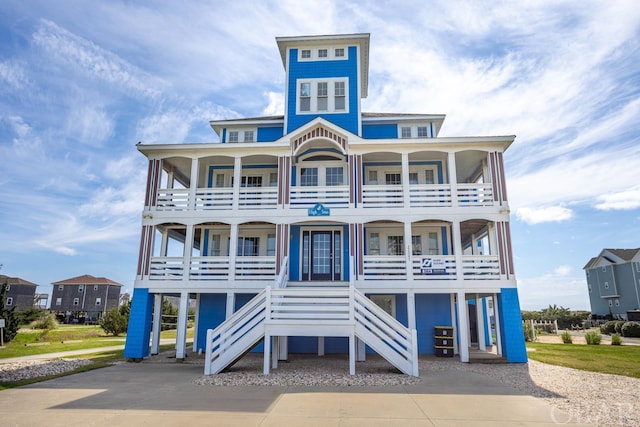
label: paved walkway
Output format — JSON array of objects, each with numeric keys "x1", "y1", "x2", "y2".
[{"x1": 0, "y1": 357, "x2": 591, "y2": 426}]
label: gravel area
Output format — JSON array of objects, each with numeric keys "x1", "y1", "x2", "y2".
[{"x1": 0, "y1": 359, "x2": 92, "y2": 383}]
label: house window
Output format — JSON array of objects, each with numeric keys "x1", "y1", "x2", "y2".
[
  {"x1": 301, "y1": 49, "x2": 311, "y2": 59},
  {"x1": 428, "y1": 232, "x2": 439, "y2": 255},
  {"x1": 56, "y1": 298, "x2": 62, "y2": 306},
  {"x1": 409, "y1": 172, "x2": 419, "y2": 185},
  {"x1": 326, "y1": 167, "x2": 344, "y2": 186},
  {"x1": 369, "y1": 233, "x2": 380, "y2": 255},
  {"x1": 6, "y1": 285, "x2": 9, "y2": 291},
  {"x1": 615, "y1": 299, "x2": 620, "y2": 307},
  {"x1": 401, "y1": 127, "x2": 412, "y2": 138},
  {"x1": 73, "y1": 298, "x2": 79, "y2": 306},
  {"x1": 94, "y1": 285, "x2": 98, "y2": 291},
  {"x1": 608, "y1": 300, "x2": 613, "y2": 307},
  {"x1": 334, "y1": 81, "x2": 345, "y2": 110},
  {"x1": 370, "y1": 295, "x2": 396, "y2": 317},
  {"x1": 604, "y1": 282, "x2": 609, "y2": 289},
  {"x1": 425, "y1": 169, "x2": 435, "y2": 184},
  {"x1": 601, "y1": 266, "x2": 606, "y2": 272},
  {"x1": 269, "y1": 172, "x2": 278, "y2": 187},
  {"x1": 411, "y1": 235, "x2": 422, "y2": 256},
  {"x1": 6, "y1": 297, "x2": 12, "y2": 306},
  {"x1": 78, "y1": 285, "x2": 84, "y2": 292},
  {"x1": 417, "y1": 126, "x2": 428, "y2": 137},
  {"x1": 385, "y1": 173, "x2": 402, "y2": 185},
  {"x1": 237, "y1": 237, "x2": 260, "y2": 256},
  {"x1": 317, "y1": 82, "x2": 328, "y2": 111},
  {"x1": 388, "y1": 236, "x2": 404, "y2": 256},
  {"x1": 228, "y1": 131, "x2": 239, "y2": 142},
  {"x1": 318, "y1": 49, "x2": 328, "y2": 58},
  {"x1": 300, "y1": 82, "x2": 311, "y2": 112},
  {"x1": 96, "y1": 298, "x2": 102, "y2": 306},
  {"x1": 215, "y1": 174, "x2": 226, "y2": 188},
  {"x1": 241, "y1": 176, "x2": 262, "y2": 187},
  {"x1": 58, "y1": 285, "x2": 63, "y2": 291},
  {"x1": 267, "y1": 234, "x2": 276, "y2": 257},
  {"x1": 335, "y1": 48, "x2": 345, "y2": 57},
  {"x1": 209, "y1": 234, "x2": 221, "y2": 256},
  {"x1": 244, "y1": 130, "x2": 254, "y2": 142},
  {"x1": 300, "y1": 168, "x2": 318, "y2": 186},
  {"x1": 368, "y1": 170, "x2": 378, "y2": 185}
]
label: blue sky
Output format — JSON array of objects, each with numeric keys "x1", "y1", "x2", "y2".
[{"x1": 1, "y1": 1, "x2": 639, "y2": 311}]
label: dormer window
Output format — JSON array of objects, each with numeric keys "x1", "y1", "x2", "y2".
[
  {"x1": 318, "y1": 49, "x2": 328, "y2": 58},
  {"x1": 226, "y1": 129, "x2": 257, "y2": 143},
  {"x1": 399, "y1": 124, "x2": 433, "y2": 138},
  {"x1": 335, "y1": 48, "x2": 344, "y2": 57},
  {"x1": 301, "y1": 49, "x2": 311, "y2": 59},
  {"x1": 228, "y1": 131, "x2": 239, "y2": 142},
  {"x1": 417, "y1": 126, "x2": 428, "y2": 137}
]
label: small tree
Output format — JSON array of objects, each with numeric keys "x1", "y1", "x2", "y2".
[
  {"x1": 99, "y1": 305, "x2": 129, "y2": 336},
  {"x1": 0, "y1": 282, "x2": 20, "y2": 343}
]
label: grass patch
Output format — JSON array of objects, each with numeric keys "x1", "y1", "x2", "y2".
[{"x1": 527, "y1": 342, "x2": 640, "y2": 378}]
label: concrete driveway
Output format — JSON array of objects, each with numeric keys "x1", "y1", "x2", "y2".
[{"x1": 0, "y1": 359, "x2": 590, "y2": 426}]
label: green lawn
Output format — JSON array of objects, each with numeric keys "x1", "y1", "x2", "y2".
[{"x1": 526, "y1": 342, "x2": 640, "y2": 378}]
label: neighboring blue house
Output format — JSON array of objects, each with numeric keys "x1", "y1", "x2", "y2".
[
  {"x1": 125, "y1": 33, "x2": 527, "y2": 375},
  {"x1": 584, "y1": 248, "x2": 640, "y2": 319}
]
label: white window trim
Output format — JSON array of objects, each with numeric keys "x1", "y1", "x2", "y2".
[
  {"x1": 226, "y1": 128, "x2": 257, "y2": 143},
  {"x1": 298, "y1": 46, "x2": 348, "y2": 61},
  {"x1": 96, "y1": 297, "x2": 102, "y2": 306},
  {"x1": 297, "y1": 159, "x2": 346, "y2": 186},
  {"x1": 6, "y1": 297, "x2": 13, "y2": 306},
  {"x1": 397, "y1": 123, "x2": 434, "y2": 138},
  {"x1": 296, "y1": 78, "x2": 349, "y2": 114}
]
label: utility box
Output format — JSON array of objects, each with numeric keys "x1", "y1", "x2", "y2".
[{"x1": 434, "y1": 326, "x2": 454, "y2": 357}]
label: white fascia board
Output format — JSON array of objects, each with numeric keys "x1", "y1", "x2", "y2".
[
  {"x1": 136, "y1": 141, "x2": 291, "y2": 158},
  {"x1": 209, "y1": 118, "x2": 284, "y2": 136},
  {"x1": 349, "y1": 135, "x2": 516, "y2": 152}
]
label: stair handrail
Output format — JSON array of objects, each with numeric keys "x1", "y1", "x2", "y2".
[{"x1": 275, "y1": 256, "x2": 289, "y2": 288}]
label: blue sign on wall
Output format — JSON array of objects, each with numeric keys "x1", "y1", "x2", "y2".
[{"x1": 308, "y1": 203, "x2": 330, "y2": 216}]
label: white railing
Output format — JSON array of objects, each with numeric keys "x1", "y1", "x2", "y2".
[
  {"x1": 204, "y1": 289, "x2": 268, "y2": 375},
  {"x1": 190, "y1": 257, "x2": 230, "y2": 280},
  {"x1": 275, "y1": 257, "x2": 289, "y2": 288},
  {"x1": 362, "y1": 185, "x2": 404, "y2": 208},
  {"x1": 290, "y1": 185, "x2": 350, "y2": 208},
  {"x1": 235, "y1": 256, "x2": 276, "y2": 280},
  {"x1": 353, "y1": 290, "x2": 418, "y2": 376},
  {"x1": 412, "y1": 256, "x2": 457, "y2": 280},
  {"x1": 149, "y1": 257, "x2": 185, "y2": 280},
  {"x1": 195, "y1": 188, "x2": 233, "y2": 210},
  {"x1": 239, "y1": 187, "x2": 278, "y2": 209},
  {"x1": 205, "y1": 286, "x2": 419, "y2": 376},
  {"x1": 409, "y1": 184, "x2": 452, "y2": 207},
  {"x1": 363, "y1": 256, "x2": 406, "y2": 280},
  {"x1": 457, "y1": 183, "x2": 494, "y2": 206},
  {"x1": 155, "y1": 189, "x2": 189, "y2": 211},
  {"x1": 462, "y1": 255, "x2": 500, "y2": 279}
]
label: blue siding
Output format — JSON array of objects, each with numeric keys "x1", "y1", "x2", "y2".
[
  {"x1": 290, "y1": 225, "x2": 301, "y2": 280},
  {"x1": 124, "y1": 288, "x2": 153, "y2": 359},
  {"x1": 498, "y1": 288, "x2": 527, "y2": 362},
  {"x1": 286, "y1": 46, "x2": 359, "y2": 134},
  {"x1": 257, "y1": 126, "x2": 284, "y2": 142},
  {"x1": 288, "y1": 336, "x2": 318, "y2": 353},
  {"x1": 415, "y1": 293, "x2": 451, "y2": 354},
  {"x1": 362, "y1": 123, "x2": 398, "y2": 139},
  {"x1": 195, "y1": 293, "x2": 227, "y2": 353},
  {"x1": 483, "y1": 298, "x2": 492, "y2": 347},
  {"x1": 343, "y1": 224, "x2": 350, "y2": 281}
]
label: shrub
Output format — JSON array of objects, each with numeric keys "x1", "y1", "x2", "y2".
[
  {"x1": 584, "y1": 330, "x2": 602, "y2": 345},
  {"x1": 99, "y1": 307, "x2": 128, "y2": 336},
  {"x1": 523, "y1": 322, "x2": 535, "y2": 342},
  {"x1": 561, "y1": 330, "x2": 573, "y2": 344},
  {"x1": 614, "y1": 320, "x2": 626, "y2": 334},
  {"x1": 621, "y1": 321, "x2": 640, "y2": 338},
  {"x1": 600, "y1": 321, "x2": 618, "y2": 335},
  {"x1": 611, "y1": 333, "x2": 622, "y2": 346},
  {"x1": 31, "y1": 313, "x2": 59, "y2": 330}
]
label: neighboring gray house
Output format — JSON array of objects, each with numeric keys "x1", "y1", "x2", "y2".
[
  {"x1": 51, "y1": 275, "x2": 122, "y2": 323},
  {"x1": 584, "y1": 248, "x2": 640, "y2": 320},
  {"x1": 0, "y1": 274, "x2": 40, "y2": 311}
]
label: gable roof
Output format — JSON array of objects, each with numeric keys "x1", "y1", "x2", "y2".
[
  {"x1": 0, "y1": 274, "x2": 38, "y2": 287},
  {"x1": 583, "y1": 248, "x2": 640, "y2": 269},
  {"x1": 52, "y1": 274, "x2": 123, "y2": 286}
]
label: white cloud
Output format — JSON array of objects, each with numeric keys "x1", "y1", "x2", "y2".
[
  {"x1": 0, "y1": 61, "x2": 28, "y2": 90},
  {"x1": 515, "y1": 206, "x2": 574, "y2": 225},
  {"x1": 595, "y1": 188, "x2": 640, "y2": 211},
  {"x1": 554, "y1": 265, "x2": 572, "y2": 277},
  {"x1": 66, "y1": 106, "x2": 114, "y2": 146},
  {"x1": 262, "y1": 92, "x2": 284, "y2": 116}
]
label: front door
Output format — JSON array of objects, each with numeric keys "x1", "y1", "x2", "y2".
[{"x1": 302, "y1": 230, "x2": 341, "y2": 281}]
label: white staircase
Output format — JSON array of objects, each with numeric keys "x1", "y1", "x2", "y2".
[{"x1": 204, "y1": 285, "x2": 419, "y2": 377}]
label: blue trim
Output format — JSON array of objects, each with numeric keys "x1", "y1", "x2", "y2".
[
  {"x1": 222, "y1": 128, "x2": 226, "y2": 143},
  {"x1": 291, "y1": 166, "x2": 296, "y2": 186},
  {"x1": 124, "y1": 288, "x2": 153, "y2": 359},
  {"x1": 430, "y1": 122, "x2": 434, "y2": 137},
  {"x1": 441, "y1": 227, "x2": 448, "y2": 255},
  {"x1": 343, "y1": 225, "x2": 350, "y2": 281},
  {"x1": 290, "y1": 225, "x2": 301, "y2": 280},
  {"x1": 482, "y1": 298, "x2": 491, "y2": 347},
  {"x1": 498, "y1": 288, "x2": 528, "y2": 363}
]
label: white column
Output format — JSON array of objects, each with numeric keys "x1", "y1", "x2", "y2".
[
  {"x1": 192, "y1": 293, "x2": 200, "y2": 352},
  {"x1": 476, "y1": 294, "x2": 486, "y2": 351},
  {"x1": 189, "y1": 157, "x2": 198, "y2": 210},
  {"x1": 183, "y1": 225, "x2": 194, "y2": 281},
  {"x1": 450, "y1": 293, "x2": 458, "y2": 354},
  {"x1": 228, "y1": 224, "x2": 238, "y2": 281},
  {"x1": 401, "y1": 152, "x2": 410, "y2": 207},
  {"x1": 456, "y1": 291, "x2": 469, "y2": 362},
  {"x1": 232, "y1": 157, "x2": 242, "y2": 209},
  {"x1": 151, "y1": 293, "x2": 162, "y2": 355},
  {"x1": 226, "y1": 292, "x2": 235, "y2": 319},
  {"x1": 407, "y1": 292, "x2": 416, "y2": 330},
  {"x1": 493, "y1": 293, "x2": 503, "y2": 356},
  {"x1": 404, "y1": 221, "x2": 414, "y2": 281},
  {"x1": 452, "y1": 221, "x2": 464, "y2": 281},
  {"x1": 488, "y1": 223, "x2": 497, "y2": 256},
  {"x1": 318, "y1": 337, "x2": 325, "y2": 356},
  {"x1": 278, "y1": 336, "x2": 288, "y2": 361},
  {"x1": 160, "y1": 230, "x2": 169, "y2": 256},
  {"x1": 175, "y1": 291, "x2": 189, "y2": 360},
  {"x1": 448, "y1": 152, "x2": 458, "y2": 207},
  {"x1": 349, "y1": 334, "x2": 356, "y2": 375},
  {"x1": 356, "y1": 337, "x2": 366, "y2": 362}
]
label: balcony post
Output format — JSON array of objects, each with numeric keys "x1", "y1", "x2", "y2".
[
  {"x1": 228, "y1": 224, "x2": 238, "y2": 280},
  {"x1": 175, "y1": 291, "x2": 189, "y2": 360},
  {"x1": 189, "y1": 157, "x2": 198, "y2": 210},
  {"x1": 401, "y1": 153, "x2": 410, "y2": 207},
  {"x1": 452, "y1": 220, "x2": 463, "y2": 280},
  {"x1": 183, "y1": 225, "x2": 194, "y2": 281},
  {"x1": 448, "y1": 152, "x2": 458, "y2": 207},
  {"x1": 151, "y1": 293, "x2": 162, "y2": 355},
  {"x1": 492, "y1": 293, "x2": 503, "y2": 356},
  {"x1": 232, "y1": 157, "x2": 242, "y2": 210},
  {"x1": 488, "y1": 222, "x2": 497, "y2": 256},
  {"x1": 456, "y1": 291, "x2": 469, "y2": 362},
  {"x1": 404, "y1": 221, "x2": 413, "y2": 281}
]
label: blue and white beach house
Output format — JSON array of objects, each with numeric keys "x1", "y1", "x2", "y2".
[{"x1": 124, "y1": 33, "x2": 527, "y2": 376}]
